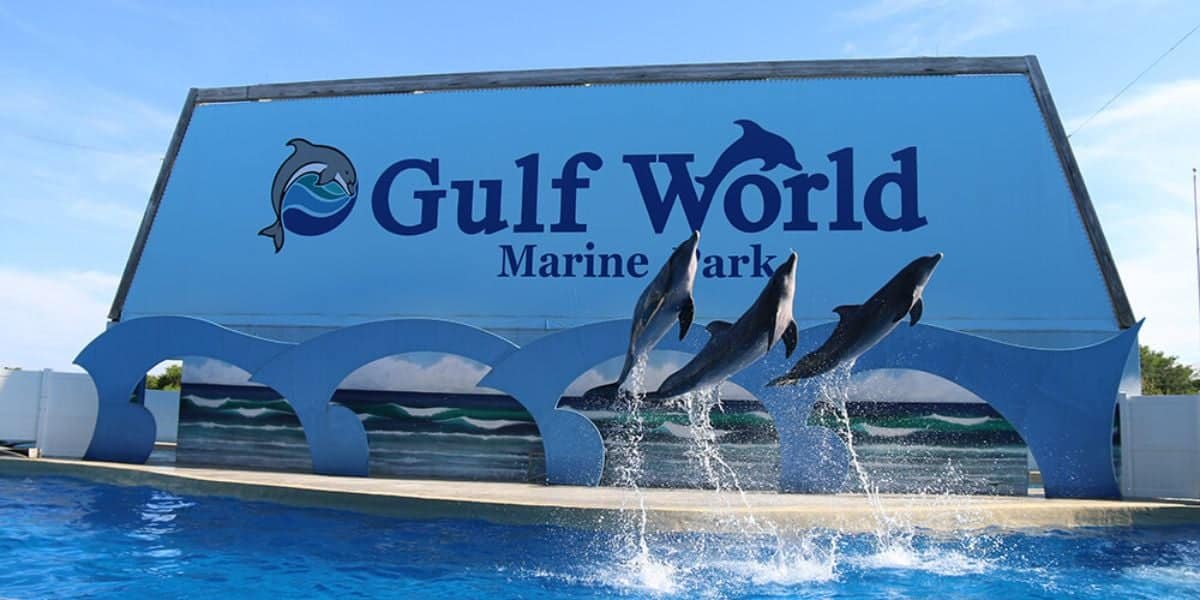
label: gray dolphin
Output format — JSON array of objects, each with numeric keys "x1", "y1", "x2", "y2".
[
  {"x1": 769, "y1": 252, "x2": 943, "y2": 385},
  {"x1": 259, "y1": 138, "x2": 358, "y2": 253},
  {"x1": 694, "y1": 119, "x2": 804, "y2": 192},
  {"x1": 585, "y1": 231, "x2": 701, "y2": 400},
  {"x1": 653, "y1": 251, "x2": 799, "y2": 399}
]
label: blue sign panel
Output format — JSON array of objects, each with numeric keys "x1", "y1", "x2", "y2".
[{"x1": 120, "y1": 74, "x2": 1118, "y2": 339}]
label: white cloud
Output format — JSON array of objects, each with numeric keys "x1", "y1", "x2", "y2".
[
  {"x1": 849, "y1": 369, "x2": 984, "y2": 403},
  {"x1": 837, "y1": 1, "x2": 1143, "y2": 56},
  {"x1": 341, "y1": 354, "x2": 498, "y2": 394},
  {"x1": 838, "y1": 0, "x2": 1022, "y2": 54},
  {"x1": 181, "y1": 358, "x2": 255, "y2": 386},
  {"x1": 66, "y1": 200, "x2": 145, "y2": 230},
  {"x1": 0, "y1": 266, "x2": 117, "y2": 371},
  {"x1": 1070, "y1": 78, "x2": 1200, "y2": 362},
  {"x1": 0, "y1": 79, "x2": 170, "y2": 234}
]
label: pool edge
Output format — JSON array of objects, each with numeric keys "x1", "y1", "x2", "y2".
[{"x1": 3, "y1": 457, "x2": 1197, "y2": 533}]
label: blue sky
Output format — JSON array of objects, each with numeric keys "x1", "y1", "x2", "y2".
[{"x1": 2, "y1": 0, "x2": 1199, "y2": 370}]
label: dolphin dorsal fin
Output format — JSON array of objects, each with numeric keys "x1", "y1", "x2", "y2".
[
  {"x1": 287, "y1": 138, "x2": 316, "y2": 152},
  {"x1": 833, "y1": 305, "x2": 860, "y2": 321},
  {"x1": 706, "y1": 320, "x2": 734, "y2": 336}
]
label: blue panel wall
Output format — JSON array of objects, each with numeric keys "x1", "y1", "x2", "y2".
[{"x1": 121, "y1": 75, "x2": 1118, "y2": 339}]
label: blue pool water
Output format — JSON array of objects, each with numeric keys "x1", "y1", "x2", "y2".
[{"x1": 1, "y1": 475, "x2": 1199, "y2": 599}]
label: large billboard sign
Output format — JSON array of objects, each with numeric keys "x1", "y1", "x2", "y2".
[{"x1": 112, "y1": 57, "x2": 1132, "y2": 343}]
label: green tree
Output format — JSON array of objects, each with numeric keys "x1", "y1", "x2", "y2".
[
  {"x1": 146, "y1": 364, "x2": 182, "y2": 391},
  {"x1": 1140, "y1": 345, "x2": 1200, "y2": 395}
]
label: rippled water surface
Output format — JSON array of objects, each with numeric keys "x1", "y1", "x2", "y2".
[{"x1": 1, "y1": 474, "x2": 1198, "y2": 599}]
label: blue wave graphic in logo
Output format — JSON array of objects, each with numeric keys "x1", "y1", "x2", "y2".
[
  {"x1": 280, "y1": 173, "x2": 357, "y2": 236},
  {"x1": 260, "y1": 138, "x2": 358, "y2": 252}
]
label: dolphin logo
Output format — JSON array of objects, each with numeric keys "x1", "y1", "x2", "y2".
[
  {"x1": 694, "y1": 119, "x2": 804, "y2": 202},
  {"x1": 652, "y1": 251, "x2": 800, "y2": 399},
  {"x1": 259, "y1": 138, "x2": 358, "y2": 253},
  {"x1": 585, "y1": 231, "x2": 701, "y2": 400},
  {"x1": 770, "y1": 252, "x2": 943, "y2": 385}
]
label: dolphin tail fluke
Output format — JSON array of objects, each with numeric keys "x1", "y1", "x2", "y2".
[
  {"x1": 258, "y1": 221, "x2": 285, "y2": 253},
  {"x1": 582, "y1": 382, "x2": 622, "y2": 403},
  {"x1": 769, "y1": 352, "x2": 831, "y2": 386}
]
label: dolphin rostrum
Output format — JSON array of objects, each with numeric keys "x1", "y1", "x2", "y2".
[
  {"x1": 584, "y1": 231, "x2": 701, "y2": 400},
  {"x1": 694, "y1": 119, "x2": 804, "y2": 194},
  {"x1": 769, "y1": 252, "x2": 943, "y2": 385},
  {"x1": 259, "y1": 138, "x2": 358, "y2": 253},
  {"x1": 653, "y1": 251, "x2": 799, "y2": 399}
]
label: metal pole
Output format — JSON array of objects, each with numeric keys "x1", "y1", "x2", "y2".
[{"x1": 1194, "y1": 168, "x2": 1200, "y2": 351}]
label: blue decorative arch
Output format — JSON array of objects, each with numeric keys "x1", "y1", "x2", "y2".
[
  {"x1": 74, "y1": 316, "x2": 291, "y2": 463},
  {"x1": 479, "y1": 320, "x2": 659, "y2": 485},
  {"x1": 74, "y1": 316, "x2": 1139, "y2": 499},
  {"x1": 250, "y1": 319, "x2": 519, "y2": 476},
  {"x1": 479, "y1": 319, "x2": 849, "y2": 488},
  {"x1": 836, "y1": 322, "x2": 1142, "y2": 499},
  {"x1": 777, "y1": 321, "x2": 1142, "y2": 499}
]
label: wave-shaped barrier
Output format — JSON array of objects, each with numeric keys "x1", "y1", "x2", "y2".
[{"x1": 74, "y1": 316, "x2": 1140, "y2": 498}]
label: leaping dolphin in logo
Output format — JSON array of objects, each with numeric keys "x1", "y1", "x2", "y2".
[
  {"x1": 769, "y1": 253, "x2": 943, "y2": 385},
  {"x1": 260, "y1": 138, "x2": 358, "y2": 253},
  {"x1": 652, "y1": 251, "x2": 800, "y2": 399},
  {"x1": 584, "y1": 231, "x2": 701, "y2": 401},
  {"x1": 694, "y1": 119, "x2": 804, "y2": 199}
]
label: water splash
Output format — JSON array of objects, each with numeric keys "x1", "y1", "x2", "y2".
[
  {"x1": 816, "y1": 363, "x2": 918, "y2": 553},
  {"x1": 607, "y1": 356, "x2": 657, "y2": 572},
  {"x1": 674, "y1": 385, "x2": 789, "y2": 565}
]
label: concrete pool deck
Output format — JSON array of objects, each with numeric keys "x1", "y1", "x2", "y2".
[{"x1": 3, "y1": 456, "x2": 1198, "y2": 533}]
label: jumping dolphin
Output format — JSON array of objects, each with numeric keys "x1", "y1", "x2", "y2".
[
  {"x1": 259, "y1": 138, "x2": 358, "y2": 253},
  {"x1": 653, "y1": 251, "x2": 799, "y2": 399},
  {"x1": 584, "y1": 231, "x2": 702, "y2": 400},
  {"x1": 694, "y1": 119, "x2": 804, "y2": 193},
  {"x1": 769, "y1": 252, "x2": 943, "y2": 385}
]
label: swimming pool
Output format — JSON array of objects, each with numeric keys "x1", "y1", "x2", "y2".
[{"x1": 2, "y1": 474, "x2": 1198, "y2": 599}]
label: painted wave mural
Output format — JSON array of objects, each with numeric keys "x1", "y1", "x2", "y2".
[{"x1": 178, "y1": 383, "x2": 1029, "y2": 494}]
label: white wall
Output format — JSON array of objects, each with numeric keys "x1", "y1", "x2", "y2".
[
  {"x1": 0, "y1": 370, "x2": 42, "y2": 444},
  {"x1": 1121, "y1": 394, "x2": 1200, "y2": 499},
  {"x1": 144, "y1": 389, "x2": 178, "y2": 444},
  {"x1": 0, "y1": 369, "x2": 179, "y2": 457}
]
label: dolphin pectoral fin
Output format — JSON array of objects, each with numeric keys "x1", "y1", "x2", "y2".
[
  {"x1": 909, "y1": 297, "x2": 924, "y2": 326},
  {"x1": 705, "y1": 320, "x2": 734, "y2": 336},
  {"x1": 678, "y1": 297, "x2": 695, "y2": 340},
  {"x1": 258, "y1": 221, "x2": 285, "y2": 253},
  {"x1": 783, "y1": 320, "x2": 798, "y2": 358},
  {"x1": 833, "y1": 305, "x2": 860, "y2": 321},
  {"x1": 316, "y1": 169, "x2": 337, "y2": 186}
]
